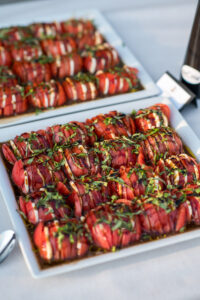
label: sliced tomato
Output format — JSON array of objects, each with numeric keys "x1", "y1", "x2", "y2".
[
  {"x1": 13, "y1": 61, "x2": 51, "y2": 83},
  {"x1": 12, "y1": 160, "x2": 25, "y2": 190},
  {"x1": 149, "y1": 103, "x2": 170, "y2": 121},
  {"x1": 33, "y1": 222, "x2": 45, "y2": 248},
  {"x1": 10, "y1": 42, "x2": 43, "y2": 62},
  {"x1": 41, "y1": 37, "x2": 76, "y2": 57},
  {"x1": 0, "y1": 45, "x2": 12, "y2": 66},
  {"x1": 2, "y1": 144, "x2": 17, "y2": 164},
  {"x1": 50, "y1": 53, "x2": 82, "y2": 79},
  {"x1": 56, "y1": 181, "x2": 70, "y2": 195},
  {"x1": 61, "y1": 19, "x2": 95, "y2": 35}
]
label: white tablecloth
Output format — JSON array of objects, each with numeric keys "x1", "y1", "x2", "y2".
[{"x1": 0, "y1": 0, "x2": 200, "y2": 299}]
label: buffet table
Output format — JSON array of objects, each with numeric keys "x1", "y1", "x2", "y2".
[{"x1": 0, "y1": 0, "x2": 199, "y2": 299}]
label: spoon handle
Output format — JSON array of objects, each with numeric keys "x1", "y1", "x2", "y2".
[{"x1": 0, "y1": 230, "x2": 16, "y2": 263}]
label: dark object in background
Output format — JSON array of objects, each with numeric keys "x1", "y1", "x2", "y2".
[{"x1": 180, "y1": 0, "x2": 200, "y2": 105}]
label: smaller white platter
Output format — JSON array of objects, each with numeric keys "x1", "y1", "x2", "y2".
[{"x1": 0, "y1": 3, "x2": 159, "y2": 128}]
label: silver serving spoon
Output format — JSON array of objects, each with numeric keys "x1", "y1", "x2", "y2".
[{"x1": 0, "y1": 230, "x2": 16, "y2": 263}]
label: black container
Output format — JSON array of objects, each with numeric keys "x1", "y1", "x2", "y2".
[{"x1": 181, "y1": 1, "x2": 200, "y2": 102}]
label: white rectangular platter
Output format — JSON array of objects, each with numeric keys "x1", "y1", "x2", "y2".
[
  {"x1": 0, "y1": 96, "x2": 200, "y2": 278},
  {"x1": 0, "y1": 1, "x2": 159, "y2": 128}
]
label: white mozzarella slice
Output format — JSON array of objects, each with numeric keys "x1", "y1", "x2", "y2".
[
  {"x1": 162, "y1": 113, "x2": 168, "y2": 126},
  {"x1": 43, "y1": 93, "x2": 49, "y2": 107},
  {"x1": 38, "y1": 48, "x2": 43, "y2": 57},
  {"x1": 44, "y1": 227, "x2": 53, "y2": 260},
  {"x1": 31, "y1": 202, "x2": 39, "y2": 223},
  {"x1": 46, "y1": 25, "x2": 53, "y2": 36},
  {"x1": 49, "y1": 88, "x2": 55, "y2": 106},
  {"x1": 78, "y1": 23, "x2": 83, "y2": 32},
  {"x1": 57, "y1": 149, "x2": 74, "y2": 179},
  {"x1": 24, "y1": 170, "x2": 29, "y2": 193},
  {"x1": 131, "y1": 220, "x2": 135, "y2": 228},
  {"x1": 69, "y1": 58, "x2": 75, "y2": 76},
  {"x1": 27, "y1": 142, "x2": 34, "y2": 154},
  {"x1": 70, "y1": 83, "x2": 78, "y2": 100},
  {"x1": 187, "y1": 200, "x2": 193, "y2": 218},
  {"x1": 67, "y1": 44, "x2": 72, "y2": 53},
  {"x1": 78, "y1": 145, "x2": 90, "y2": 167},
  {"x1": 60, "y1": 42, "x2": 66, "y2": 55},
  {"x1": 65, "y1": 159, "x2": 74, "y2": 179},
  {"x1": 56, "y1": 56, "x2": 61, "y2": 67},
  {"x1": 33, "y1": 68, "x2": 38, "y2": 78},
  {"x1": 166, "y1": 158, "x2": 180, "y2": 185},
  {"x1": 10, "y1": 140, "x2": 21, "y2": 157},
  {"x1": 32, "y1": 95, "x2": 39, "y2": 106},
  {"x1": 0, "y1": 47, "x2": 6, "y2": 64},
  {"x1": 16, "y1": 32, "x2": 20, "y2": 40},
  {"x1": 36, "y1": 168, "x2": 45, "y2": 186},
  {"x1": 94, "y1": 32, "x2": 102, "y2": 45},
  {"x1": 77, "y1": 241, "x2": 82, "y2": 251},
  {"x1": 2, "y1": 93, "x2": 7, "y2": 108},
  {"x1": 117, "y1": 183, "x2": 122, "y2": 196},
  {"x1": 152, "y1": 112, "x2": 161, "y2": 127},
  {"x1": 103, "y1": 77, "x2": 109, "y2": 95},
  {"x1": 194, "y1": 164, "x2": 199, "y2": 180},
  {"x1": 80, "y1": 83, "x2": 87, "y2": 100},
  {"x1": 38, "y1": 27, "x2": 43, "y2": 36},
  {"x1": 70, "y1": 181, "x2": 79, "y2": 194},
  {"x1": 174, "y1": 170, "x2": 180, "y2": 185},
  {"x1": 55, "y1": 22, "x2": 61, "y2": 31},
  {"x1": 11, "y1": 94, "x2": 16, "y2": 110},
  {"x1": 118, "y1": 78, "x2": 124, "y2": 92},
  {"x1": 111, "y1": 49, "x2": 118, "y2": 62},
  {"x1": 88, "y1": 82, "x2": 96, "y2": 99},
  {"x1": 146, "y1": 118, "x2": 153, "y2": 130},
  {"x1": 89, "y1": 57, "x2": 97, "y2": 74}
]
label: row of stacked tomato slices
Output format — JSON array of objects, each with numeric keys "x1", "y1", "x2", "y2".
[
  {"x1": 1, "y1": 103, "x2": 200, "y2": 264},
  {"x1": 0, "y1": 18, "x2": 140, "y2": 117}
]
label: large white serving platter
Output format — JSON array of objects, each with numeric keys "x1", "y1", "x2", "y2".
[
  {"x1": 0, "y1": 1, "x2": 159, "y2": 128},
  {"x1": 0, "y1": 96, "x2": 200, "y2": 279}
]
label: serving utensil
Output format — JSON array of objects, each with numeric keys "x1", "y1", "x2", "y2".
[{"x1": 0, "y1": 230, "x2": 16, "y2": 263}]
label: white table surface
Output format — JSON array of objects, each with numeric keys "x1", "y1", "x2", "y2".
[{"x1": 0, "y1": 0, "x2": 200, "y2": 299}]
